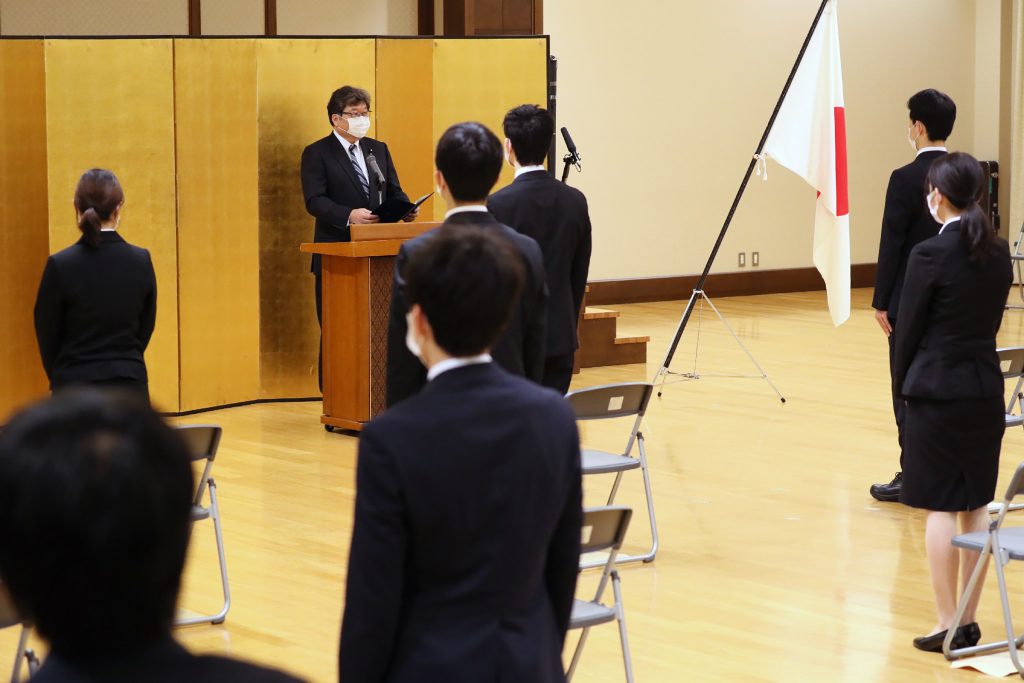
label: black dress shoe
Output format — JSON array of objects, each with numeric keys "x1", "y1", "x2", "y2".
[
  {"x1": 870, "y1": 472, "x2": 903, "y2": 502},
  {"x1": 913, "y1": 625, "x2": 970, "y2": 653},
  {"x1": 962, "y1": 622, "x2": 981, "y2": 646}
]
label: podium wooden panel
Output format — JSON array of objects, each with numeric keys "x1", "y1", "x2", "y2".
[{"x1": 300, "y1": 222, "x2": 440, "y2": 431}]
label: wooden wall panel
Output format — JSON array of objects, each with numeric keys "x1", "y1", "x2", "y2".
[
  {"x1": 174, "y1": 39, "x2": 261, "y2": 411},
  {"x1": 431, "y1": 37, "x2": 547, "y2": 218},
  {"x1": 0, "y1": 41, "x2": 49, "y2": 420},
  {"x1": 44, "y1": 40, "x2": 180, "y2": 411},
  {"x1": 375, "y1": 39, "x2": 436, "y2": 221},
  {"x1": 256, "y1": 39, "x2": 376, "y2": 398}
]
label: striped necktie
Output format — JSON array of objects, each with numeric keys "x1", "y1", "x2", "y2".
[{"x1": 348, "y1": 143, "x2": 370, "y2": 199}]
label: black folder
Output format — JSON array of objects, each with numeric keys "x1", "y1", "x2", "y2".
[{"x1": 374, "y1": 192, "x2": 433, "y2": 223}]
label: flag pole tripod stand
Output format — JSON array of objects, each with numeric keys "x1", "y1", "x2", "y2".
[{"x1": 653, "y1": 0, "x2": 830, "y2": 402}]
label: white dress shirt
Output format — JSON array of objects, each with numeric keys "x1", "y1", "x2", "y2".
[
  {"x1": 333, "y1": 130, "x2": 370, "y2": 183},
  {"x1": 444, "y1": 205, "x2": 489, "y2": 219},
  {"x1": 426, "y1": 353, "x2": 493, "y2": 381},
  {"x1": 514, "y1": 165, "x2": 546, "y2": 178},
  {"x1": 938, "y1": 215, "x2": 961, "y2": 235},
  {"x1": 917, "y1": 146, "x2": 947, "y2": 157}
]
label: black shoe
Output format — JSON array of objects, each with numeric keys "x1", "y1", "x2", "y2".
[
  {"x1": 913, "y1": 626, "x2": 970, "y2": 653},
  {"x1": 870, "y1": 472, "x2": 903, "y2": 502},
  {"x1": 962, "y1": 622, "x2": 981, "y2": 646}
]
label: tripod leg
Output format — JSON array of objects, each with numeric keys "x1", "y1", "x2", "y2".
[{"x1": 700, "y1": 292, "x2": 786, "y2": 403}]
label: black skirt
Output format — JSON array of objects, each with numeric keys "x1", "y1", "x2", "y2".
[{"x1": 900, "y1": 396, "x2": 1004, "y2": 511}]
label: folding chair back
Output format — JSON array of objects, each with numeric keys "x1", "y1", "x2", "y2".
[
  {"x1": 567, "y1": 383, "x2": 653, "y2": 421},
  {"x1": 999, "y1": 460, "x2": 1024, "y2": 506},
  {"x1": 175, "y1": 425, "x2": 222, "y2": 507},
  {"x1": 998, "y1": 348, "x2": 1024, "y2": 428},
  {"x1": 581, "y1": 506, "x2": 632, "y2": 556}
]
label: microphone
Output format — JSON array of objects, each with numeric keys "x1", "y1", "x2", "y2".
[
  {"x1": 365, "y1": 151, "x2": 386, "y2": 185},
  {"x1": 561, "y1": 126, "x2": 582, "y2": 170},
  {"x1": 365, "y1": 151, "x2": 386, "y2": 206}
]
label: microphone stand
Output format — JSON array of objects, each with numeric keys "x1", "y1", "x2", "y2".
[{"x1": 561, "y1": 153, "x2": 575, "y2": 183}]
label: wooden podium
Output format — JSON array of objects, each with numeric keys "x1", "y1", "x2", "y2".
[{"x1": 300, "y1": 222, "x2": 440, "y2": 432}]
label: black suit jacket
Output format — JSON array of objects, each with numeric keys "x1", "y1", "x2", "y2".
[
  {"x1": 894, "y1": 225, "x2": 1012, "y2": 399},
  {"x1": 33, "y1": 232, "x2": 157, "y2": 390},
  {"x1": 488, "y1": 170, "x2": 592, "y2": 357},
  {"x1": 300, "y1": 133, "x2": 409, "y2": 274},
  {"x1": 339, "y1": 362, "x2": 582, "y2": 683},
  {"x1": 872, "y1": 150, "x2": 946, "y2": 320},
  {"x1": 31, "y1": 638, "x2": 305, "y2": 683},
  {"x1": 385, "y1": 211, "x2": 548, "y2": 407}
]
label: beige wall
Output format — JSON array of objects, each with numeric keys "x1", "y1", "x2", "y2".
[
  {"x1": 546, "y1": 0, "x2": 990, "y2": 280},
  {"x1": 0, "y1": 0, "x2": 188, "y2": 35},
  {"x1": 202, "y1": 0, "x2": 264, "y2": 35},
  {"x1": 276, "y1": 0, "x2": 417, "y2": 35},
  {"x1": 976, "y1": 0, "x2": 1003, "y2": 161}
]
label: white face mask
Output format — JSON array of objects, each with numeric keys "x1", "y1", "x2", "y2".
[
  {"x1": 907, "y1": 125, "x2": 919, "y2": 152},
  {"x1": 345, "y1": 115, "x2": 371, "y2": 139},
  {"x1": 405, "y1": 311, "x2": 422, "y2": 361},
  {"x1": 927, "y1": 189, "x2": 941, "y2": 223}
]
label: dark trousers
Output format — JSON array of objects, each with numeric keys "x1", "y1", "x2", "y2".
[
  {"x1": 542, "y1": 352, "x2": 576, "y2": 396},
  {"x1": 315, "y1": 272, "x2": 323, "y2": 392},
  {"x1": 888, "y1": 320, "x2": 905, "y2": 470},
  {"x1": 55, "y1": 378, "x2": 150, "y2": 405}
]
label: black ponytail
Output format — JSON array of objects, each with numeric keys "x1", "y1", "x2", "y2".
[
  {"x1": 78, "y1": 207, "x2": 103, "y2": 248},
  {"x1": 73, "y1": 169, "x2": 124, "y2": 250},
  {"x1": 926, "y1": 153, "x2": 994, "y2": 266}
]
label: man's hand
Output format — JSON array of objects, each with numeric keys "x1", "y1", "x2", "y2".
[
  {"x1": 874, "y1": 309, "x2": 893, "y2": 337},
  {"x1": 349, "y1": 208, "x2": 379, "y2": 224},
  {"x1": 402, "y1": 207, "x2": 419, "y2": 223}
]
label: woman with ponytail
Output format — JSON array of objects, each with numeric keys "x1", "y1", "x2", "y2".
[
  {"x1": 33, "y1": 169, "x2": 157, "y2": 401},
  {"x1": 893, "y1": 152, "x2": 1012, "y2": 652}
]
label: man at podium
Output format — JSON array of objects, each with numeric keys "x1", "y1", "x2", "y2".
[{"x1": 300, "y1": 85, "x2": 416, "y2": 389}]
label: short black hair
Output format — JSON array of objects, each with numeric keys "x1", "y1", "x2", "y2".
[
  {"x1": 327, "y1": 85, "x2": 371, "y2": 123},
  {"x1": 405, "y1": 224, "x2": 524, "y2": 357},
  {"x1": 503, "y1": 104, "x2": 554, "y2": 166},
  {"x1": 0, "y1": 391, "x2": 194, "y2": 658},
  {"x1": 435, "y1": 122, "x2": 503, "y2": 202},
  {"x1": 908, "y1": 89, "x2": 956, "y2": 141}
]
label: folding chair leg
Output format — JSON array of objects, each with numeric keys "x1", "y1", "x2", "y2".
[
  {"x1": 611, "y1": 571, "x2": 634, "y2": 683},
  {"x1": 605, "y1": 472, "x2": 624, "y2": 506},
  {"x1": 566, "y1": 627, "x2": 591, "y2": 682},
  {"x1": 946, "y1": 541, "x2": 1024, "y2": 662},
  {"x1": 175, "y1": 479, "x2": 231, "y2": 627},
  {"x1": 10, "y1": 626, "x2": 28, "y2": 683}
]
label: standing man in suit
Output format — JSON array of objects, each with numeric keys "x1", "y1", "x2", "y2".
[
  {"x1": 340, "y1": 225, "x2": 582, "y2": 683},
  {"x1": 301, "y1": 85, "x2": 416, "y2": 389},
  {"x1": 488, "y1": 105, "x2": 592, "y2": 394},
  {"x1": 869, "y1": 89, "x2": 956, "y2": 503},
  {"x1": 0, "y1": 391, "x2": 305, "y2": 682},
  {"x1": 386, "y1": 122, "x2": 547, "y2": 407}
]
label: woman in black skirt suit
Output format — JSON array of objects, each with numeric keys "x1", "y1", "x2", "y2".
[
  {"x1": 894, "y1": 152, "x2": 1012, "y2": 652},
  {"x1": 33, "y1": 169, "x2": 157, "y2": 402}
]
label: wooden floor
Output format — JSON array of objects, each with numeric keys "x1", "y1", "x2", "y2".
[{"x1": 6, "y1": 287, "x2": 1024, "y2": 682}]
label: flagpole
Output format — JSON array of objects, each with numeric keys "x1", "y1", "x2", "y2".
[{"x1": 656, "y1": 0, "x2": 832, "y2": 389}]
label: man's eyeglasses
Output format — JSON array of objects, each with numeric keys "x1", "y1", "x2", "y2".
[{"x1": 339, "y1": 111, "x2": 371, "y2": 119}]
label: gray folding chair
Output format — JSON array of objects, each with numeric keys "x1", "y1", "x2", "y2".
[
  {"x1": 565, "y1": 383, "x2": 657, "y2": 567},
  {"x1": 989, "y1": 348, "x2": 1024, "y2": 515},
  {"x1": 944, "y1": 461, "x2": 1024, "y2": 672},
  {"x1": 567, "y1": 506, "x2": 634, "y2": 683},
  {"x1": 174, "y1": 425, "x2": 230, "y2": 627},
  {"x1": 1, "y1": 589, "x2": 39, "y2": 683},
  {"x1": 1008, "y1": 221, "x2": 1024, "y2": 310}
]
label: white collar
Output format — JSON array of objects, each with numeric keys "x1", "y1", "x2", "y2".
[
  {"x1": 514, "y1": 165, "x2": 546, "y2": 178},
  {"x1": 938, "y1": 215, "x2": 961, "y2": 235},
  {"x1": 100, "y1": 227, "x2": 117, "y2": 232},
  {"x1": 426, "y1": 353, "x2": 492, "y2": 381},
  {"x1": 445, "y1": 205, "x2": 489, "y2": 219},
  {"x1": 917, "y1": 146, "x2": 947, "y2": 157},
  {"x1": 333, "y1": 129, "x2": 358, "y2": 150}
]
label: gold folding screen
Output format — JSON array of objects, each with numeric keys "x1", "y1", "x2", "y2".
[{"x1": 0, "y1": 37, "x2": 548, "y2": 416}]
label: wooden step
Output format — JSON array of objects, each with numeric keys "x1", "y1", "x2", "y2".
[{"x1": 583, "y1": 307, "x2": 620, "y2": 320}]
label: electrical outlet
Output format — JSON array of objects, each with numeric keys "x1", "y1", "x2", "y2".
[
  {"x1": 738, "y1": 252, "x2": 746, "y2": 267},
  {"x1": 752, "y1": 252, "x2": 760, "y2": 267}
]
